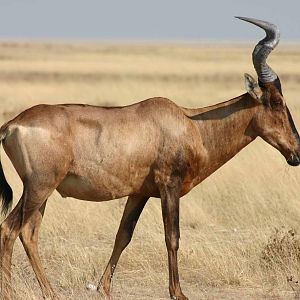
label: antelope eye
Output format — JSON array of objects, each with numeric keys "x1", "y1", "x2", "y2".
[{"x1": 271, "y1": 100, "x2": 284, "y2": 110}]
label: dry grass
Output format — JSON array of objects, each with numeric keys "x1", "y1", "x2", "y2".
[{"x1": 1, "y1": 42, "x2": 300, "y2": 299}]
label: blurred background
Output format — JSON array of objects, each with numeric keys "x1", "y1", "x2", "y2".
[{"x1": 1, "y1": 1, "x2": 300, "y2": 299}]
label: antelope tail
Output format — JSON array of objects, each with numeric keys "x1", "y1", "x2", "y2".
[{"x1": 0, "y1": 123, "x2": 13, "y2": 216}]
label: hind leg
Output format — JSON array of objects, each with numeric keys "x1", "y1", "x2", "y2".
[
  {"x1": 98, "y1": 195, "x2": 149, "y2": 298},
  {"x1": 0, "y1": 121, "x2": 72, "y2": 299},
  {"x1": 0, "y1": 184, "x2": 56, "y2": 300},
  {"x1": 19, "y1": 200, "x2": 58, "y2": 299},
  {"x1": 0, "y1": 198, "x2": 25, "y2": 300}
]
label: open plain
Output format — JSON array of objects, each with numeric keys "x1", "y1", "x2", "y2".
[{"x1": 1, "y1": 42, "x2": 300, "y2": 299}]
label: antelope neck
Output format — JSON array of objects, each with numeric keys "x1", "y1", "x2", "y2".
[{"x1": 191, "y1": 93, "x2": 258, "y2": 177}]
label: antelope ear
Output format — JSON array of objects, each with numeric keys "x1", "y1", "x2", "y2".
[{"x1": 244, "y1": 73, "x2": 263, "y2": 102}]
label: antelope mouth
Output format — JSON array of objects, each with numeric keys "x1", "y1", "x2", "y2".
[{"x1": 287, "y1": 153, "x2": 300, "y2": 166}]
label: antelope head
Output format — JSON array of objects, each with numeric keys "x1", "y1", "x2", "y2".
[{"x1": 237, "y1": 17, "x2": 300, "y2": 166}]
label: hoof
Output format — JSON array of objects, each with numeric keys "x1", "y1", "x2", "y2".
[
  {"x1": 97, "y1": 284, "x2": 113, "y2": 300},
  {"x1": 171, "y1": 295, "x2": 189, "y2": 300}
]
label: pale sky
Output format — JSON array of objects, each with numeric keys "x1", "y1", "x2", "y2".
[{"x1": 0, "y1": 0, "x2": 299, "y2": 41}]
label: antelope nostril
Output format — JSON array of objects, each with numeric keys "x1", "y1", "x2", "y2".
[{"x1": 287, "y1": 154, "x2": 300, "y2": 166}]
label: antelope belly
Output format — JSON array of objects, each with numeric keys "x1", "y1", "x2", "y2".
[{"x1": 56, "y1": 173, "x2": 132, "y2": 201}]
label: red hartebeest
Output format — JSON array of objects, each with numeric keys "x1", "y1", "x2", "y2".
[{"x1": 1, "y1": 17, "x2": 300, "y2": 300}]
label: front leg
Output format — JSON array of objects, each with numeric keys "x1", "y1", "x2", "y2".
[{"x1": 159, "y1": 182, "x2": 188, "y2": 300}]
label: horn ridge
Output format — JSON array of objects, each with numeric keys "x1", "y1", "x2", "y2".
[{"x1": 235, "y1": 16, "x2": 280, "y2": 83}]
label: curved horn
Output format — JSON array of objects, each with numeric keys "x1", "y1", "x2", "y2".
[{"x1": 235, "y1": 16, "x2": 280, "y2": 83}]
